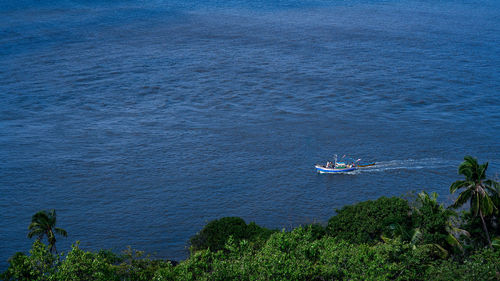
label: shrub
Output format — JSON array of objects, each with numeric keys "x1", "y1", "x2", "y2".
[
  {"x1": 189, "y1": 217, "x2": 273, "y2": 253},
  {"x1": 426, "y1": 248, "x2": 500, "y2": 281},
  {"x1": 114, "y1": 247, "x2": 173, "y2": 281},
  {"x1": 1, "y1": 241, "x2": 56, "y2": 281},
  {"x1": 326, "y1": 197, "x2": 412, "y2": 244},
  {"x1": 155, "y1": 226, "x2": 439, "y2": 281},
  {"x1": 50, "y1": 242, "x2": 118, "y2": 281}
]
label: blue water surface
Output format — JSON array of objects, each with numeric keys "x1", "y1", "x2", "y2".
[{"x1": 1, "y1": 0, "x2": 499, "y2": 268}]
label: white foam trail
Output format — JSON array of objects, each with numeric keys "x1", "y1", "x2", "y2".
[{"x1": 360, "y1": 158, "x2": 459, "y2": 173}]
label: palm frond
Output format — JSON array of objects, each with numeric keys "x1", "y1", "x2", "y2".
[
  {"x1": 430, "y1": 192, "x2": 438, "y2": 202},
  {"x1": 28, "y1": 222, "x2": 42, "y2": 230},
  {"x1": 459, "y1": 156, "x2": 477, "y2": 178},
  {"x1": 450, "y1": 180, "x2": 469, "y2": 194},
  {"x1": 27, "y1": 228, "x2": 45, "y2": 239},
  {"x1": 410, "y1": 228, "x2": 422, "y2": 245},
  {"x1": 463, "y1": 155, "x2": 477, "y2": 165},
  {"x1": 430, "y1": 243, "x2": 449, "y2": 259},
  {"x1": 481, "y1": 194, "x2": 495, "y2": 215},
  {"x1": 448, "y1": 223, "x2": 470, "y2": 237},
  {"x1": 458, "y1": 162, "x2": 473, "y2": 179},
  {"x1": 487, "y1": 179, "x2": 499, "y2": 188},
  {"x1": 54, "y1": 227, "x2": 68, "y2": 237},
  {"x1": 445, "y1": 234, "x2": 463, "y2": 252},
  {"x1": 32, "y1": 210, "x2": 49, "y2": 221},
  {"x1": 48, "y1": 209, "x2": 57, "y2": 225},
  {"x1": 451, "y1": 188, "x2": 472, "y2": 209},
  {"x1": 31, "y1": 211, "x2": 52, "y2": 230},
  {"x1": 417, "y1": 191, "x2": 429, "y2": 204},
  {"x1": 478, "y1": 162, "x2": 488, "y2": 180},
  {"x1": 484, "y1": 180, "x2": 500, "y2": 194},
  {"x1": 492, "y1": 237, "x2": 500, "y2": 249}
]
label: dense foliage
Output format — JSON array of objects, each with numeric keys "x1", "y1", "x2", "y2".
[
  {"x1": 326, "y1": 196, "x2": 412, "y2": 244},
  {"x1": 1, "y1": 241, "x2": 56, "y2": 281},
  {"x1": 189, "y1": 217, "x2": 274, "y2": 253},
  {"x1": 3, "y1": 227, "x2": 499, "y2": 281},
  {"x1": 409, "y1": 191, "x2": 465, "y2": 256},
  {"x1": 2, "y1": 156, "x2": 500, "y2": 280}
]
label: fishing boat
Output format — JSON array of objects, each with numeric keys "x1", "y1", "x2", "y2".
[
  {"x1": 315, "y1": 155, "x2": 357, "y2": 173},
  {"x1": 314, "y1": 164, "x2": 357, "y2": 173}
]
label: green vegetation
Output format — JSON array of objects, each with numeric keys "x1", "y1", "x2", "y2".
[
  {"x1": 407, "y1": 191, "x2": 466, "y2": 256},
  {"x1": 450, "y1": 156, "x2": 499, "y2": 248},
  {"x1": 2, "y1": 155, "x2": 500, "y2": 280},
  {"x1": 325, "y1": 196, "x2": 412, "y2": 244},
  {"x1": 1, "y1": 241, "x2": 57, "y2": 281},
  {"x1": 189, "y1": 217, "x2": 275, "y2": 253}
]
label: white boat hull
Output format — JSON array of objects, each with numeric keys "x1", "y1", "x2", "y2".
[{"x1": 315, "y1": 164, "x2": 357, "y2": 173}]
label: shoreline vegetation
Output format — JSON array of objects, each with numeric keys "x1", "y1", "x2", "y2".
[{"x1": 2, "y1": 156, "x2": 500, "y2": 281}]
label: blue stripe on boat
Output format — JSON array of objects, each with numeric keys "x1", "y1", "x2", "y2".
[{"x1": 315, "y1": 166, "x2": 357, "y2": 173}]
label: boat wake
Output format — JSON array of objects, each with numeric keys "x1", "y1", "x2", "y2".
[{"x1": 357, "y1": 158, "x2": 459, "y2": 173}]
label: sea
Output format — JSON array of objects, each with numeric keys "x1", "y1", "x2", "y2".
[{"x1": 1, "y1": 0, "x2": 499, "y2": 268}]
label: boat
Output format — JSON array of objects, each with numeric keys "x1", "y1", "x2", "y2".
[
  {"x1": 314, "y1": 164, "x2": 357, "y2": 173},
  {"x1": 315, "y1": 155, "x2": 357, "y2": 173}
]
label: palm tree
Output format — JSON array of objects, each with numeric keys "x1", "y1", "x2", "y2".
[
  {"x1": 28, "y1": 209, "x2": 67, "y2": 254},
  {"x1": 386, "y1": 191, "x2": 468, "y2": 257},
  {"x1": 450, "y1": 156, "x2": 498, "y2": 248}
]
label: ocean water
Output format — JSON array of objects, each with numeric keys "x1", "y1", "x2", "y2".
[{"x1": 1, "y1": 0, "x2": 499, "y2": 267}]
